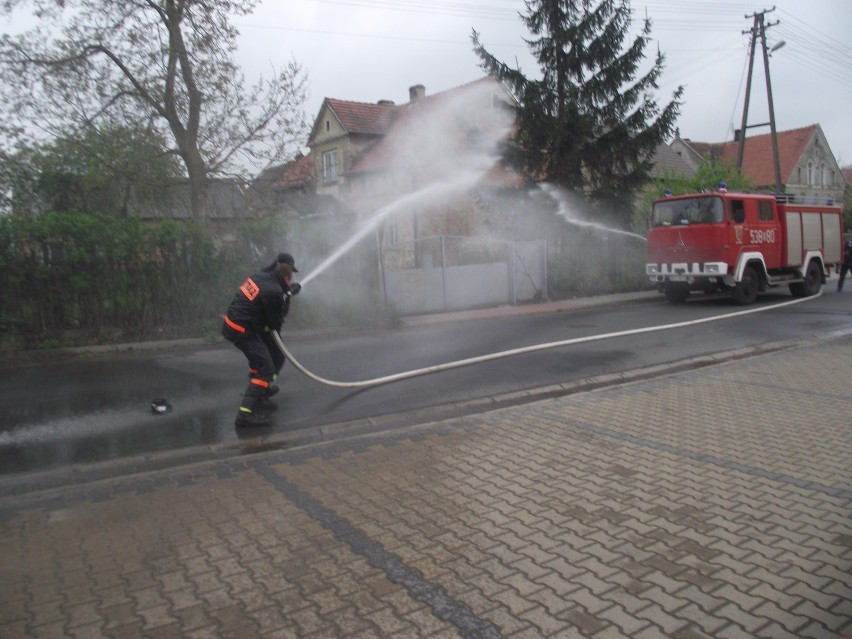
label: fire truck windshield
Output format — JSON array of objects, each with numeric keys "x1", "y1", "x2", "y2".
[{"x1": 651, "y1": 196, "x2": 724, "y2": 227}]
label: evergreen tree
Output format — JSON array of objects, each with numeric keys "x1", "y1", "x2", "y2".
[{"x1": 472, "y1": 0, "x2": 682, "y2": 223}]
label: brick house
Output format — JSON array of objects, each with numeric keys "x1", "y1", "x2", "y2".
[{"x1": 670, "y1": 124, "x2": 845, "y2": 204}]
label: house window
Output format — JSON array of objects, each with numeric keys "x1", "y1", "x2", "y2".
[
  {"x1": 807, "y1": 161, "x2": 814, "y2": 186},
  {"x1": 323, "y1": 150, "x2": 339, "y2": 183},
  {"x1": 386, "y1": 217, "x2": 399, "y2": 245},
  {"x1": 820, "y1": 163, "x2": 826, "y2": 187},
  {"x1": 797, "y1": 167, "x2": 802, "y2": 184}
]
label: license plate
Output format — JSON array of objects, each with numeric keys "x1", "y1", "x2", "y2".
[{"x1": 668, "y1": 275, "x2": 687, "y2": 282}]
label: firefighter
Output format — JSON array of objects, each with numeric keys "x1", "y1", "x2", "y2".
[
  {"x1": 839, "y1": 232, "x2": 852, "y2": 292},
  {"x1": 222, "y1": 257, "x2": 301, "y2": 428},
  {"x1": 257, "y1": 252, "x2": 299, "y2": 395}
]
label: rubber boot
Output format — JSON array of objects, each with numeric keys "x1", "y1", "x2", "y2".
[
  {"x1": 256, "y1": 394, "x2": 278, "y2": 411},
  {"x1": 235, "y1": 381, "x2": 271, "y2": 426},
  {"x1": 235, "y1": 409, "x2": 270, "y2": 428}
]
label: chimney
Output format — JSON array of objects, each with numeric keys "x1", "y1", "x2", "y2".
[
  {"x1": 377, "y1": 99, "x2": 395, "y2": 106},
  {"x1": 409, "y1": 84, "x2": 426, "y2": 103}
]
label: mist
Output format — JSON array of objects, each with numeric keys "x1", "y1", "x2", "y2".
[{"x1": 275, "y1": 77, "x2": 645, "y2": 324}]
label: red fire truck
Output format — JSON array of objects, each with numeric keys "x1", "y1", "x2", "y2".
[{"x1": 646, "y1": 189, "x2": 844, "y2": 304}]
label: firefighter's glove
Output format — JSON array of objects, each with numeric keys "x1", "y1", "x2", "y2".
[{"x1": 289, "y1": 282, "x2": 302, "y2": 296}]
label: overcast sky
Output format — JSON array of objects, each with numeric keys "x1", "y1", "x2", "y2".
[{"x1": 235, "y1": 0, "x2": 852, "y2": 166}]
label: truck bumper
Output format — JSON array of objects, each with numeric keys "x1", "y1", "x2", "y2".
[{"x1": 646, "y1": 262, "x2": 729, "y2": 284}]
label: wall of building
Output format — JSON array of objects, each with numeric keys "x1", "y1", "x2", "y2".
[{"x1": 786, "y1": 134, "x2": 846, "y2": 204}]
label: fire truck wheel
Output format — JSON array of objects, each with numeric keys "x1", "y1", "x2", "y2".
[
  {"x1": 803, "y1": 260, "x2": 823, "y2": 296},
  {"x1": 732, "y1": 266, "x2": 759, "y2": 305},
  {"x1": 790, "y1": 260, "x2": 823, "y2": 298},
  {"x1": 664, "y1": 282, "x2": 690, "y2": 303}
]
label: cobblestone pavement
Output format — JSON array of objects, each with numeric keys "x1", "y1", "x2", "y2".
[{"x1": 1, "y1": 337, "x2": 851, "y2": 638}]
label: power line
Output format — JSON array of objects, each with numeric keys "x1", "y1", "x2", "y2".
[
  {"x1": 237, "y1": 1, "x2": 852, "y2": 91},
  {"x1": 304, "y1": 0, "x2": 520, "y2": 21},
  {"x1": 235, "y1": 22, "x2": 476, "y2": 46},
  {"x1": 775, "y1": 7, "x2": 852, "y2": 57}
]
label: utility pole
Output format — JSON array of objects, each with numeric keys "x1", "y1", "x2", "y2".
[{"x1": 736, "y1": 8, "x2": 784, "y2": 193}]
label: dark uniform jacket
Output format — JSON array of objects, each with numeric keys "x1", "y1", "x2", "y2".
[{"x1": 225, "y1": 269, "x2": 292, "y2": 333}]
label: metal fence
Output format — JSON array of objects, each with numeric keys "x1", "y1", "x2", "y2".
[{"x1": 380, "y1": 235, "x2": 547, "y2": 315}]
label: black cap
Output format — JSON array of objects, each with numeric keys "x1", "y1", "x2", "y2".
[{"x1": 276, "y1": 252, "x2": 298, "y2": 272}]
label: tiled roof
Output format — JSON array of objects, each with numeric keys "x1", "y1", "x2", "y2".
[
  {"x1": 255, "y1": 153, "x2": 314, "y2": 189},
  {"x1": 687, "y1": 125, "x2": 819, "y2": 187},
  {"x1": 324, "y1": 98, "x2": 397, "y2": 136},
  {"x1": 650, "y1": 143, "x2": 695, "y2": 178},
  {"x1": 277, "y1": 153, "x2": 314, "y2": 188}
]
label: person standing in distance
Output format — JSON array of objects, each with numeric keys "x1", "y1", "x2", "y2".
[
  {"x1": 222, "y1": 256, "x2": 301, "y2": 427},
  {"x1": 838, "y1": 231, "x2": 852, "y2": 292}
]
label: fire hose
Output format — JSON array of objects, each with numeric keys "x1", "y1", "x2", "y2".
[{"x1": 272, "y1": 292, "x2": 820, "y2": 389}]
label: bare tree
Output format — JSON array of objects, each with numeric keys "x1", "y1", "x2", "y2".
[{"x1": 0, "y1": 0, "x2": 309, "y2": 220}]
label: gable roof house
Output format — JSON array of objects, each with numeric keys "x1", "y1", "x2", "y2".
[
  {"x1": 266, "y1": 77, "x2": 517, "y2": 261},
  {"x1": 670, "y1": 124, "x2": 845, "y2": 204},
  {"x1": 307, "y1": 78, "x2": 515, "y2": 210},
  {"x1": 307, "y1": 95, "x2": 398, "y2": 204},
  {"x1": 253, "y1": 78, "x2": 531, "y2": 311},
  {"x1": 648, "y1": 142, "x2": 696, "y2": 180}
]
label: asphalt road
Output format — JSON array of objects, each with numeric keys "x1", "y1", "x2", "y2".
[{"x1": 2, "y1": 287, "x2": 851, "y2": 480}]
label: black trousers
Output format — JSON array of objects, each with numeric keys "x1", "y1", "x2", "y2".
[
  {"x1": 839, "y1": 263, "x2": 851, "y2": 291},
  {"x1": 223, "y1": 323, "x2": 285, "y2": 411}
]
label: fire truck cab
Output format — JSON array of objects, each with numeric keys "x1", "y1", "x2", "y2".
[{"x1": 646, "y1": 190, "x2": 843, "y2": 304}]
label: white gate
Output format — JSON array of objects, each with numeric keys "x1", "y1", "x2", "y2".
[{"x1": 381, "y1": 236, "x2": 547, "y2": 315}]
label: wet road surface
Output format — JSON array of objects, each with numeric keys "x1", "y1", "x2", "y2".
[{"x1": 2, "y1": 289, "x2": 851, "y2": 479}]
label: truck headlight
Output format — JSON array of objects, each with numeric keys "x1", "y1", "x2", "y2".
[{"x1": 705, "y1": 264, "x2": 719, "y2": 274}]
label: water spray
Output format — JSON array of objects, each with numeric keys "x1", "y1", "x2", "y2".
[
  {"x1": 299, "y1": 165, "x2": 494, "y2": 287},
  {"x1": 274, "y1": 293, "x2": 820, "y2": 389},
  {"x1": 540, "y1": 183, "x2": 647, "y2": 241}
]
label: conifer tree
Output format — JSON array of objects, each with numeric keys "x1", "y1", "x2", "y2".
[{"x1": 472, "y1": 0, "x2": 682, "y2": 222}]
